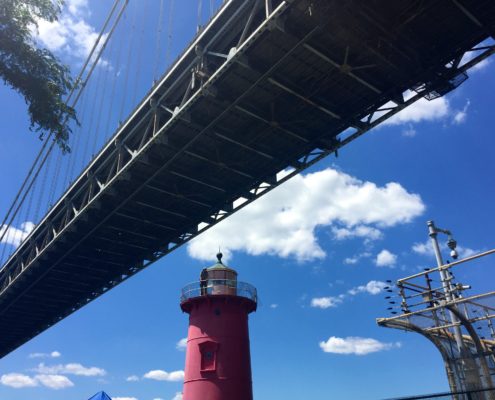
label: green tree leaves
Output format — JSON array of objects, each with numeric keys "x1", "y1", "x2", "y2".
[{"x1": 0, "y1": 0, "x2": 77, "y2": 152}]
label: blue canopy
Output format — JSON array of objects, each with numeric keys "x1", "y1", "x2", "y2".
[{"x1": 88, "y1": 391, "x2": 112, "y2": 400}]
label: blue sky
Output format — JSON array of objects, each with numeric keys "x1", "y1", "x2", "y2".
[{"x1": 0, "y1": 1, "x2": 494, "y2": 399}]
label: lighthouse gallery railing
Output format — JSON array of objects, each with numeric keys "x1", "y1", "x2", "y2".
[{"x1": 180, "y1": 280, "x2": 257, "y2": 303}]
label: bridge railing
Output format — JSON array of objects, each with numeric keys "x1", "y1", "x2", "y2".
[{"x1": 180, "y1": 280, "x2": 257, "y2": 303}]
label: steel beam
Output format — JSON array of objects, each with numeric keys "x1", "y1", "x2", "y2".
[
  {"x1": 303, "y1": 43, "x2": 382, "y2": 94},
  {"x1": 267, "y1": 78, "x2": 341, "y2": 119}
]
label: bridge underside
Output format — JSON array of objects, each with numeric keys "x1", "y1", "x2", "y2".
[{"x1": 1, "y1": 0, "x2": 494, "y2": 358}]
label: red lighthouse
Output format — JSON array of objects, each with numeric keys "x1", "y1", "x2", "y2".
[{"x1": 180, "y1": 253, "x2": 257, "y2": 400}]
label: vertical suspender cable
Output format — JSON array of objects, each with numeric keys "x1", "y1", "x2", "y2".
[
  {"x1": 82, "y1": 51, "x2": 105, "y2": 166},
  {"x1": 63, "y1": 90, "x2": 88, "y2": 190},
  {"x1": 48, "y1": 148, "x2": 63, "y2": 207},
  {"x1": 132, "y1": 0, "x2": 149, "y2": 106},
  {"x1": 23, "y1": 172, "x2": 36, "y2": 227},
  {"x1": 0, "y1": 227, "x2": 10, "y2": 265},
  {"x1": 101, "y1": 14, "x2": 127, "y2": 153},
  {"x1": 119, "y1": 0, "x2": 138, "y2": 121},
  {"x1": 11, "y1": 200, "x2": 22, "y2": 253},
  {"x1": 61, "y1": 124, "x2": 76, "y2": 191},
  {"x1": 34, "y1": 148, "x2": 52, "y2": 224},
  {"x1": 89, "y1": 46, "x2": 115, "y2": 156},
  {"x1": 1, "y1": 218, "x2": 13, "y2": 264},
  {"x1": 153, "y1": 0, "x2": 166, "y2": 83},
  {"x1": 197, "y1": 0, "x2": 203, "y2": 31},
  {"x1": 0, "y1": 141, "x2": 50, "y2": 248},
  {"x1": 166, "y1": 0, "x2": 175, "y2": 67}
]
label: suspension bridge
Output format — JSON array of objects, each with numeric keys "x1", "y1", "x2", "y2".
[{"x1": 0, "y1": 0, "x2": 494, "y2": 359}]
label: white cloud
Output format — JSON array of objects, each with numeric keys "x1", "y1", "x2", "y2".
[
  {"x1": 113, "y1": 397, "x2": 138, "y2": 400},
  {"x1": 188, "y1": 168, "x2": 424, "y2": 263},
  {"x1": 312, "y1": 280, "x2": 388, "y2": 309},
  {"x1": 66, "y1": 0, "x2": 89, "y2": 16},
  {"x1": 343, "y1": 252, "x2": 371, "y2": 265},
  {"x1": 35, "y1": 18, "x2": 69, "y2": 51},
  {"x1": 171, "y1": 393, "x2": 183, "y2": 400},
  {"x1": 412, "y1": 240, "x2": 432, "y2": 256},
  {"x1": 176, "y1": 338, "x2": 187, "y2": 351},
  {"x1": 383, "y1": 92, "x2": 450, "y2": 126},
  {"x1": 0, "y1": 373, "x2": 73, "y2": 390},
  {"x1": 332, "y1": 225, "x2": 382, "y2": 241},
  {"x1": 34, "y1": 362, "x2": 106, "y2": 377},
  {"x1": 269, "y1": 303, "x2": 278, "y2": 309},
  {"x1": 454, "y1": 110, "x2": 467, "y2": 125},
  {"x1": 343, "y1": 256, "x2": 358, "y2": 265},
  {"x1": 319, "y1": 336, "x2": 401, "y2": 355},
  {"x1": 380, "y1": 88, "x2": 479, "y2": 130},
  {"x1": 453, "y1": 100, "x2": 470, "y2": 124},
  {"x1": 126, "y1": 375, "x2": 139, "y2": 382},
  {"x1": 33, "y1": 0, "x2": 108, "y2": 65},
  {"x1": 29, "y1": 351, "x2": 61, "y2": 359},
  {"x1": 310, "y1": 296, "x2": 342, "y2": 309},
  {"x1": 457, "y1": 245, "x2": 479, "y2": 259},
  {"x1": 35, "y1": 374, "x2": 74, "y2": 390},
  {"x1": 347, "y1": 280, "x2": 387, "y2": 296},
  {"x1": 402, "y1": 125, "x2": 417, "y2": 138},
  {"x1": 375, "y1": 250, "x2": 397, "y2": 268},
  {"x1": 153, "y1": 398, "x2": 165, "y2": 400},
  {"x1": 412, "y1": 240, "x2": 479, "y2": 260},
  {"x1": 143, "y1": 370, "x2": 184, "y2": 382},
  {"x1": 0, "y1": 373, "x2": 38, "y2": 388},
  {"x1": 0, "y1": 222, "x2": 35, "y2": 247}
]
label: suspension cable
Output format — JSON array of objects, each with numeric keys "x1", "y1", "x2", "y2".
[
  {"x1": 66, "y1": 0, "x2": 123, "y2": 106},
  {"x1": 0, "y1": 0, "x2": 129, "y2": 260},
  {"x1": 0, "y1": 0, "x2": 124, "y2": 243}
]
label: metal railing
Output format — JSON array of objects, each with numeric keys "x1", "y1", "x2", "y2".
[
  {"x1": 180, "y1": 280, "x2": 257, "y2": 303},
  {"x1": 384, "y1": 387, "x2": 495, "y2": 400}
]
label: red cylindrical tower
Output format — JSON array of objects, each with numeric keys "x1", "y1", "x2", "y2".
[{"x1": 180, "y1": 253, "x2": 257, "y2": 400}]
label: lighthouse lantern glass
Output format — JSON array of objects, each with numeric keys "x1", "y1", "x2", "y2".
[{"x1": 208, "y1": 269, "x2": 237, "y2": 295}]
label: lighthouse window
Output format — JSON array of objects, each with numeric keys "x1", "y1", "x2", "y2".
[{"x1": 199, "y1": 341, "x2": 218, "y2": 372}]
